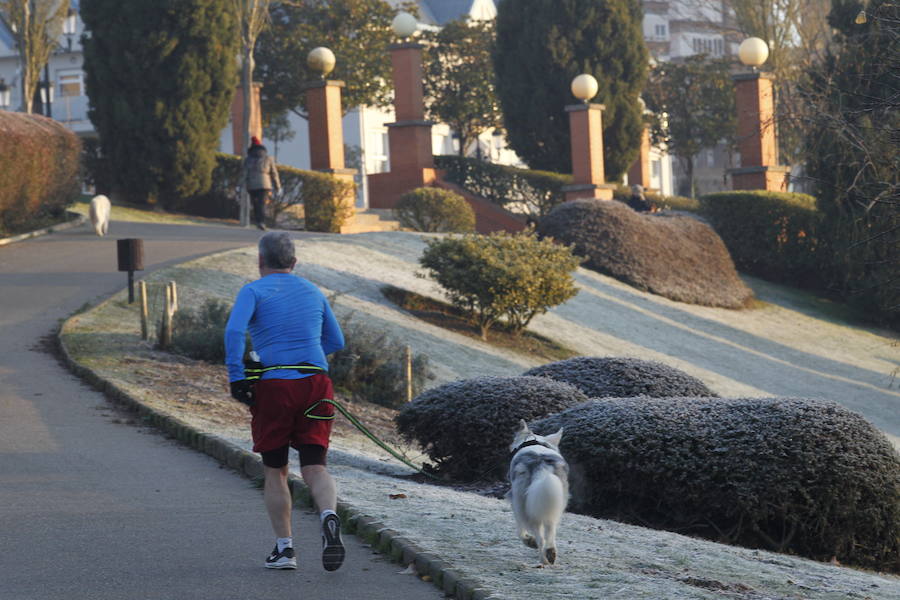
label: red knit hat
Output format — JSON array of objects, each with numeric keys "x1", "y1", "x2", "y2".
[{"x1": 250, "y1": 136, "x2": 262, "y2": 146}]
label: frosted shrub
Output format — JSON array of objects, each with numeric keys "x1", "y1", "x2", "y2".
[
  {"x1": 532, "y1": 397, "x2": 900, "y2": 572},
  {"x1": 523, "y1": 356, "x2": 716, "y2": 398},
  {"x1": 395, "y1": 376, "x2": 587, "y2": 481}
]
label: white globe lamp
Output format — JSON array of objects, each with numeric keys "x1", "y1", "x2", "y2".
[
  {"x1": 738, "y1": 37, "x2": 769, "y2": 68},
  {"x1": 307, "y1": 47, "x2": 336, "y2": 78},
  {"x1": 571, "y1": 74, "x2": 599, "y2": 103},
  {"x1": 391, "y1": 12, "x2": 418, "y2": 38}
]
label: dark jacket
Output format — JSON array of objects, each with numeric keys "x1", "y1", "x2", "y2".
[{"x1": 244, "y1": 145, "x2": 281, "y2": 191}]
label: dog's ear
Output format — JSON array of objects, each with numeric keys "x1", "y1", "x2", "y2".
[
  {"x1": 545, "y1": 427, "x2": 564, "y2": 448},
  {"x1": 518, "y1": 419, "x2": 529, "y2": 433}
]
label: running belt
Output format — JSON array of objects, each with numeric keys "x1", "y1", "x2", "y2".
[{"x1": 243, "y1": 361, "x2": 326, "y2": 381}]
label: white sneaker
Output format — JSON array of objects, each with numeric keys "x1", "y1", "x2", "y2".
[{"x1": 321, "y1": 514, "x2": 345, "y2": 571}]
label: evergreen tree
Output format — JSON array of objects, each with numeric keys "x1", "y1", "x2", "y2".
[
  {"x1": 80, "y1": 0, "x2": 238, "y2": 207},
  {"x1": 803, "y1": 0, "x2": 899, "y2": 324},
  {"x1": 493, "y1": 0, "x2": 648, "y2": 179}
]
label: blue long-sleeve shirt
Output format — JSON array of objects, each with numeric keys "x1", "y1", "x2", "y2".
[{"x1": 225, "y1": 273, "x2": 344, "y2": 382}]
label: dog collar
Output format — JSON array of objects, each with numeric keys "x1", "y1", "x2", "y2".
[{"x1": 510, "y1": 439, "x2": 552, "y2": 458}]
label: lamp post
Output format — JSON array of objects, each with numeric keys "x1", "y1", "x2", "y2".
[
  {"x1": 562, "y1": 74, "x2": 615, "y2": 201},
  {"x1": 727, "y1": 37, "x2": 789, "y2": 191},
  {"x1": 366, "y1": 11, "x2": 438, "y2": 209},
  {"x1": 0, "y1": 79, "x2": 10, "y2": 110}
]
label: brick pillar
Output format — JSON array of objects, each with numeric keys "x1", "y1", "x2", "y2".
[
  {"x1": 627, "y1": 125, "x2": 653, "y2": 191},
  {"x1": 231, "y1": 82, "x2": 262, "y2": 155},
  {"x1": 367, "y1": 42, "x2": 436, "y2": 209},
  {"x1": 304, "y1": 79, "x2": 358, "y2": 231},
  {"x1": 728, "y1": 72, "x2": 789, "y2": 191},
  {"x1": 562, "y1": 103, "x2": 615, "y2": 201}
]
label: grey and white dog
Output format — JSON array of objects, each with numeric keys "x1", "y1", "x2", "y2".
[{"x1": 507, "y1": 419, "x2": 570, "y2": 565}]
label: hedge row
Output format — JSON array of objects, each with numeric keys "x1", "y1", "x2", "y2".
[
  {"x1": 0, "y1": 112, "x2": 81, "y2": 233},
  {"x1": 435, "y1": 154, "x2": 571, "y2": 219},
  {"x1": 700, "y1": 191, "x2": 826, "y2": 287},
  {"x1": 177, "y1": 153, "x2": 355, "y2": 232},
  {"x1": 533, "y1": 397, "x2": 900, "y2": 572}
]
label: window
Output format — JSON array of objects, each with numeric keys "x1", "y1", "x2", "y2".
[
  {"x1": 367, "y1": 130, "x2": 388, "y2": 173},
  {"x1": 652, "y1": 160, "x2": 661, "y2": 178},
  {"x1": 654, "y1": 24, "x2": 667, "y2": 38},
  {"x1": 58, "y1": 70, "x2": 82, "y2": 97}
]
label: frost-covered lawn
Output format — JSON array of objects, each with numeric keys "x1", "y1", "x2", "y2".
[{"x1": 62, "y1": 231, "x2": 900, "y2": 599}]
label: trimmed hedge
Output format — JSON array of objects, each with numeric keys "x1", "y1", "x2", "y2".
[
  {"x1": 0, "y1": 112, "x2": 81, "y2": 234},
  {"x1": 532, "y1": 397, "x2": 900, "y2": 572},
  {"x1": 538, "y1": 199, "x2": 754, "y2": 308},
  {"x1": 395, "y1": 376, "x2": 588, "y2": 481},
  {"x1": 435, "y1": 154, "x2": 571, "y2": 219},
  {"x1": 173, "y1": 153, "x2": 355, "y2": 231},
  {"x1": 700, "y1": 191, "x2": 826, "y2": 288},
  {"x1": 523, "y1": 356, "x2": 716, "y2": 398},
  {"x1": 395, "y1": 186, "x2": 475, "y2": 232}
]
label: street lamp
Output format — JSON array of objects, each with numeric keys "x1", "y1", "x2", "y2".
[
  {"x1": 391, "y1": 12, "x2": 418, "y2": 39},
  {"x1": 0, "y1": 79, "x2": 10, "y2": 109},
  {"x1": 307, "y1": 47, "x2": 336, "y2": 79},
  {"x1": 738, "y1": 37, "x2": 769, "y2": 70},
  {"x1": 571, "y1": 74, "x2": 599, "y2": 103}
]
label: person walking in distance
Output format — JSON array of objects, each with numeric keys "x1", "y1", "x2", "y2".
[
  {"x1": 244, "y1": 136, "x2": 281, "y2": 230},
  {"x1": 225, "y1": 232, "x2": 346, "y2": 571}
]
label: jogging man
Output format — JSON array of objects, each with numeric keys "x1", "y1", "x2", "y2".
[{"x1": 225, "y1": 232, "x2": 346, "y2": 571}]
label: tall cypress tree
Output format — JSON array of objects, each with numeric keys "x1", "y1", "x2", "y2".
[
  {"x1": 81, "y1": 0, "x2": 238, "y2": 207},
  {"x1": 493, "y1": 0, "x2": 648, "y2": 179}
]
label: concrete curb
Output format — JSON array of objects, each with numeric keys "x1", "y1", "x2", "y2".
[
  {"x1": 56, "y1": 318, "x2": 498, "y2": 600},
  {"x1": 0, "y1": 212, "x2": 88, "y2": 247}
]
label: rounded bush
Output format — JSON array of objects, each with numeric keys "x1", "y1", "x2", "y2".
[
  {"x1": 0, "y1": 112, "x2": 81, "y2": 233},
  {"x1": 395, "y1": 186, "x2": 475, "y2": 233},
  {"x1": 537, "y1": 199, "x2": 753, "y2": 308},
  {"x1": 523, "y1": 356, "x2": 716, "y2": 398},
  {"x1": 531, "y1": 397, "x2": 900, "y2": 572},
  {"x1": 395, "y1": 376, "x2": 588, "y2": 481}
]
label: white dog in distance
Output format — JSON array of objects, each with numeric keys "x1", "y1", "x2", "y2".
[
  {"x1": 89, "y1": 194, "x2": 110, "y2": 236},
  {"x1": 508, "y1": 419, "x2": 570, "y2": 565}
]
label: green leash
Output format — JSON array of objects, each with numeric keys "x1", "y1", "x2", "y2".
[{"x1": 304, "y1": 398, "x2": 439, "y2": 481}]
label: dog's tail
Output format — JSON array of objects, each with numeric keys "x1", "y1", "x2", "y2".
[{"x1": 525, "y1": 464, "x2": 567, "y2": 522}]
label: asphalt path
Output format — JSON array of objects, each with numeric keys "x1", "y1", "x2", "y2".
[{"x1": 0, "y1": 221, "x2": 443, "y2": 600}]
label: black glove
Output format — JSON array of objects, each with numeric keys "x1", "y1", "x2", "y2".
[{"x1": 230, "y1": 379, "x2": 256, "y2": 407}]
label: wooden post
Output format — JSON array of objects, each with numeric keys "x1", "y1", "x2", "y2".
[
  {"x1": 139, "y1": 281, "x2": 149, "y2": 340},
  {"x1": 160, "y1": 281, "x2": 177, "y2": 348},
  {"x1": 404, "y1": 345, "x2": 413, "y2": 402}
]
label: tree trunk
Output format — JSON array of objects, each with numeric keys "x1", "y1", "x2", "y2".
[{"x1": 686, "y1": 156, "x2": 696, "y2": 199}]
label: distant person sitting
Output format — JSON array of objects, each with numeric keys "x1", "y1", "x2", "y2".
[
  {"x1": 626, "y1": 184, "x2": 654, "y2": 213},
  {"x1": 244, "y1": 136, "x2": 281, "y2": 230}
]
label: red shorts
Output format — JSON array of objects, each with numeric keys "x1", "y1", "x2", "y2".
[{"x1": 250, "y1": 375, "x2": 336, "y2": 454}]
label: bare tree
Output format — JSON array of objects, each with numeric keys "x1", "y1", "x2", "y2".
[
  {"x1": 0, "y1": 0, "x2": 70, "y2": 113},
  {"x1": 232, "y1": 0, "x2": 271, "y2": 226}
]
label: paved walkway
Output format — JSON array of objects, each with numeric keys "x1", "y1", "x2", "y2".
[{"x1": 0, "y1": 221, "x2": 443, "y2": 600}]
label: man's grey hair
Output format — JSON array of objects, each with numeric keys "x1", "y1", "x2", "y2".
[{"x1": 259, "y1": 232, "x2": 296, "y2": 269}]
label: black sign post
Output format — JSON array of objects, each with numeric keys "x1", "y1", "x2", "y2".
[{"x1": 116, "y1": 238, "x2": 145, "y2": 303}]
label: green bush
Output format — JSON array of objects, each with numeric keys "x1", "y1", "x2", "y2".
[
  {"x1": 395, "y1": 376, "x2": 588, "y2": 481},
  {"x1": 177, "y1": 153, "x2": 355, "y2": 231},
  {"x1": 395, "y1": 187, "x2": 475, "y2": 232},
  {"x1": 532, "y1": 397, "x2": 900, "y2": 572},
  {"x1": 419, "y1": 231, "x2": 581, "y2": 339},
  {"x1": 435, "y1": 155, "x2": 571, "y2": 219},
  {"x1": 523, "y1": 356, "x2": 717, "y2": 398},
  {"x1": 328, "y1": 312, "x2": 435, "y2": 409},
  {"x1": 0, "y1": 112, "x2": 81, "y2": 234},
  {"x1": 700, "y1": 191, "x2": 826, "y2": 287},
  {"x1": 537, "y1": 199, "x2": 753, "y2": 308},
  {"x1": 170, "y1": 299, "x2": 234, "y2": 362}
]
